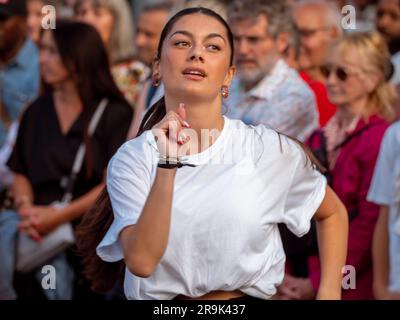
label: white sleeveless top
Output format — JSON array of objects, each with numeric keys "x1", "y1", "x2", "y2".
[{"x1": 97, "y1": 117, "x2": 326, "y2": 300}]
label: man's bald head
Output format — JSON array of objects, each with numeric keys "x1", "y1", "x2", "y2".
[{"x1": 292, "y1": 0, "x2": 343, "y2": 77}]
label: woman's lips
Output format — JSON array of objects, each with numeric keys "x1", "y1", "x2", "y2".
[
  {"x1": 182, "y1": 67, "x2": 207, "y2": 80},
  {"x1": 182, "y1": 73, "x2": 206, "y2": 80}
]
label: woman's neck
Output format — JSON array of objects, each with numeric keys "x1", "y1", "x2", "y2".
[
  {"x1": 53, "y1": 80, "x2": 82, "y2": 111},
  {"x1": 302, "y1": 66, "x2": 325, "y2": 83},
  {"x1": 337, "y1": 97, "x2": 368, "y2": 127}
]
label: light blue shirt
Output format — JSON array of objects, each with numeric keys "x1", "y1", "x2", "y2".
[
  {"x1": 368, "y1": 121, "x2": 400, "y2": 293},
  {"x1": 225, "y1": 59, "x2": 318, "y2": 142},
  {"x1": 0, "y1": 39, "x2": 39, "y2": 148}
]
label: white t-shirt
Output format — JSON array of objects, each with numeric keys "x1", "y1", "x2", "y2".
[
  {"x1": 368, "y1": 121, "x2": 400, "y2": 293},
  {"x1": 97, "y1": 116, "x2": 327, "y2": 300}
]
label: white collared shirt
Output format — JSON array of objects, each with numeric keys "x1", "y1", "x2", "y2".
[
  {"x1": 226, "y1": 60, "x2": 319, "y2": 142},
  {"x1": 97, "y1": 117, "x2": 326, "y2": 300}
]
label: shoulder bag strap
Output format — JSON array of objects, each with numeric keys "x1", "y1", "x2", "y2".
[{"x1": 61, "y1": 98, "x2": 108, "y2": 204}]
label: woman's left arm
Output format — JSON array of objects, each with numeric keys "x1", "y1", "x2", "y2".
[
  {"x1": 56, "y1": 183, "x2": 105, "y2": 224},
  {"x1": 314, "y1": 185, "x2": 348, "y2": 300},
  {"x1": 20, "y1": 182, "x2": 104, "y2": 236}
]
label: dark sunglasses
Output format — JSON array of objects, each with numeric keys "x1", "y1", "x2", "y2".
[{"x1": 320, "y1": 65, "x2": 356, "y2": 82}]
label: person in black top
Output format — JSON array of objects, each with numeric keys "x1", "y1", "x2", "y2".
[{"x1": 0, "y1": 21, "x2": 132, "y2": 300}]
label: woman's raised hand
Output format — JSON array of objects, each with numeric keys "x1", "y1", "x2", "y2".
[{"x1": 152, "y1": 103, "x2": 191, "y2": 159}]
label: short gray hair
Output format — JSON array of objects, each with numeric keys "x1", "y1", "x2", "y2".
[{"x1": 227, "y1": 0, "x2": 292, "y2": 38}]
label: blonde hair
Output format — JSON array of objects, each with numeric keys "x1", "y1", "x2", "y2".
[
  {"x1": 92, "y1": 0, "x2": 136, "y2": 64},
  {"x1": 333, "y1": 31, "x2": 397, "y2": 122}
]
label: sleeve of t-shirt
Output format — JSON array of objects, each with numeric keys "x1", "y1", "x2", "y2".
[
  {"x1": 281, "y1": 137, "x2": 327, "y2": 237},
  {"x1": 96, "y1": 137, "x2": 153, "y2": 262},
  {"x1": 367, "y1": 124, "x2": 398, "y2": 206}
]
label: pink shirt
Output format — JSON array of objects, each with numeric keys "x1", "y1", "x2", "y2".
[{"x1": 308, "y1": 115, "x2": 390, "y2": 299}]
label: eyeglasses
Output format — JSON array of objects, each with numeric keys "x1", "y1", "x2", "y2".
[{"x1": 320, "y1": 64, "x2": 359, "y2": 82}]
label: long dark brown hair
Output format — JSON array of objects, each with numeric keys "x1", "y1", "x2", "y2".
[
  {"x1": 76, "y1": 7, "x2": 234, "y2": 293},
  {"x1": 75, "y1": 7, "x2": 323, "y2": 293},
  {"x1": 41, "y1": 21, "x2": 129, "y2": 178}
]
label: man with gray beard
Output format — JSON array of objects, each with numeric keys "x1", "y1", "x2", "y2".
[{"x1": 226, "y1": 0, "x2": 318, "y2": 142}]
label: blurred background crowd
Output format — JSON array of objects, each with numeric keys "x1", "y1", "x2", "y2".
[{"x1": 1, "y1": 0, "x2": 400, "y2": 300}]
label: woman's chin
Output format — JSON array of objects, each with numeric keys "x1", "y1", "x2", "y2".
[
  {"x1": 170, "y1": 86, "x2": 213, "y2": 100},
  {"x1": 42, "y1": 77, "x2": 55, "y2": 86},
  {"x1": 327, "y1": 94, "x2": 347, "y2": 107}
]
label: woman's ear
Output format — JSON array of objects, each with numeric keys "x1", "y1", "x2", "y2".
[
  {"x1": 223, "y1": 65, "x2": 236, "y2": 87},
  {"x1": 152, "y1": 57, "x2": 160, "y2": 77},
  {"x1": 329, "y1": 26, "x2": 340, "y2": 40},
  {"x1": 276, "y1": 32, "x2": 289, "y2": 55},
  {"x1": 364, "y1": 73, "x2": 381, "y2": 94}
]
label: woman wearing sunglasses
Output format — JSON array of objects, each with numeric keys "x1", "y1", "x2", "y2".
[{"x1": 279, "y1": 31, "x2": 397, "y2": 300}]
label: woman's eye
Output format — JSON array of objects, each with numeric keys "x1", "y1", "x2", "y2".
[
  {"x1": 207, "y1": 44, "x2": 221, "y2": 51},
  {"x1": 174, "y1": 41, "x2": 190, "y2": 47}
]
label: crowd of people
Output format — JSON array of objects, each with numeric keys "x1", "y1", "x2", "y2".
[{"x1": 0, "y1": 0, "x2": 399, "y2": 301}]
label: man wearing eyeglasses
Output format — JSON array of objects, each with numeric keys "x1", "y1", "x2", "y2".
[
  {"x1": 226, "y1": 0, "x2": 318, "y2": 143},
  {"x1": 292, "y1": 0, "x2": 342, "y2": 127}
]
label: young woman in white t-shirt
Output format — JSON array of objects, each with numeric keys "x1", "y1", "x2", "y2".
[{"x1": 77, "y1": 7, "x2": 348, "y2": 300}]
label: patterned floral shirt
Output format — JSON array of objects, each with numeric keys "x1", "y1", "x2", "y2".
[
  {"x1": 111, "y1": 60, "x2": 150, "y2": 108},
  {"x1": 226, "y1": 59, "x2": 319, "y2": 142}
]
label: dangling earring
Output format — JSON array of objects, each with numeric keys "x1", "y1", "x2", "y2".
[
  {"x1": 221, "y1": 86, "x2": 229, "y2": 99},
  {"x1": 152, "y1": 75, "x2": 160, "y2": 87}
]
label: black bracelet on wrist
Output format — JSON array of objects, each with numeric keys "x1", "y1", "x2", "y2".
[
  {"x1": 157, "y1": 157, "x2": 196, "y2": 169},
  {"x1": 157, "y1": 162, "x2": 182, "y2": 169}
]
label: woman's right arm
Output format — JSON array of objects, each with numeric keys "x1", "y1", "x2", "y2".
[
  {"x1": 118, "y1": 105, "x2": 190, "y2": 278},
  {"x1": 120, "y1": 167, "x2": 177, "y2": 277},
  {"x1": 12, "y1": 173, "x2": 34, "y2": 209},
  {"x1": 11, "y1": 173, "x2": 44, "y2": 241}
]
